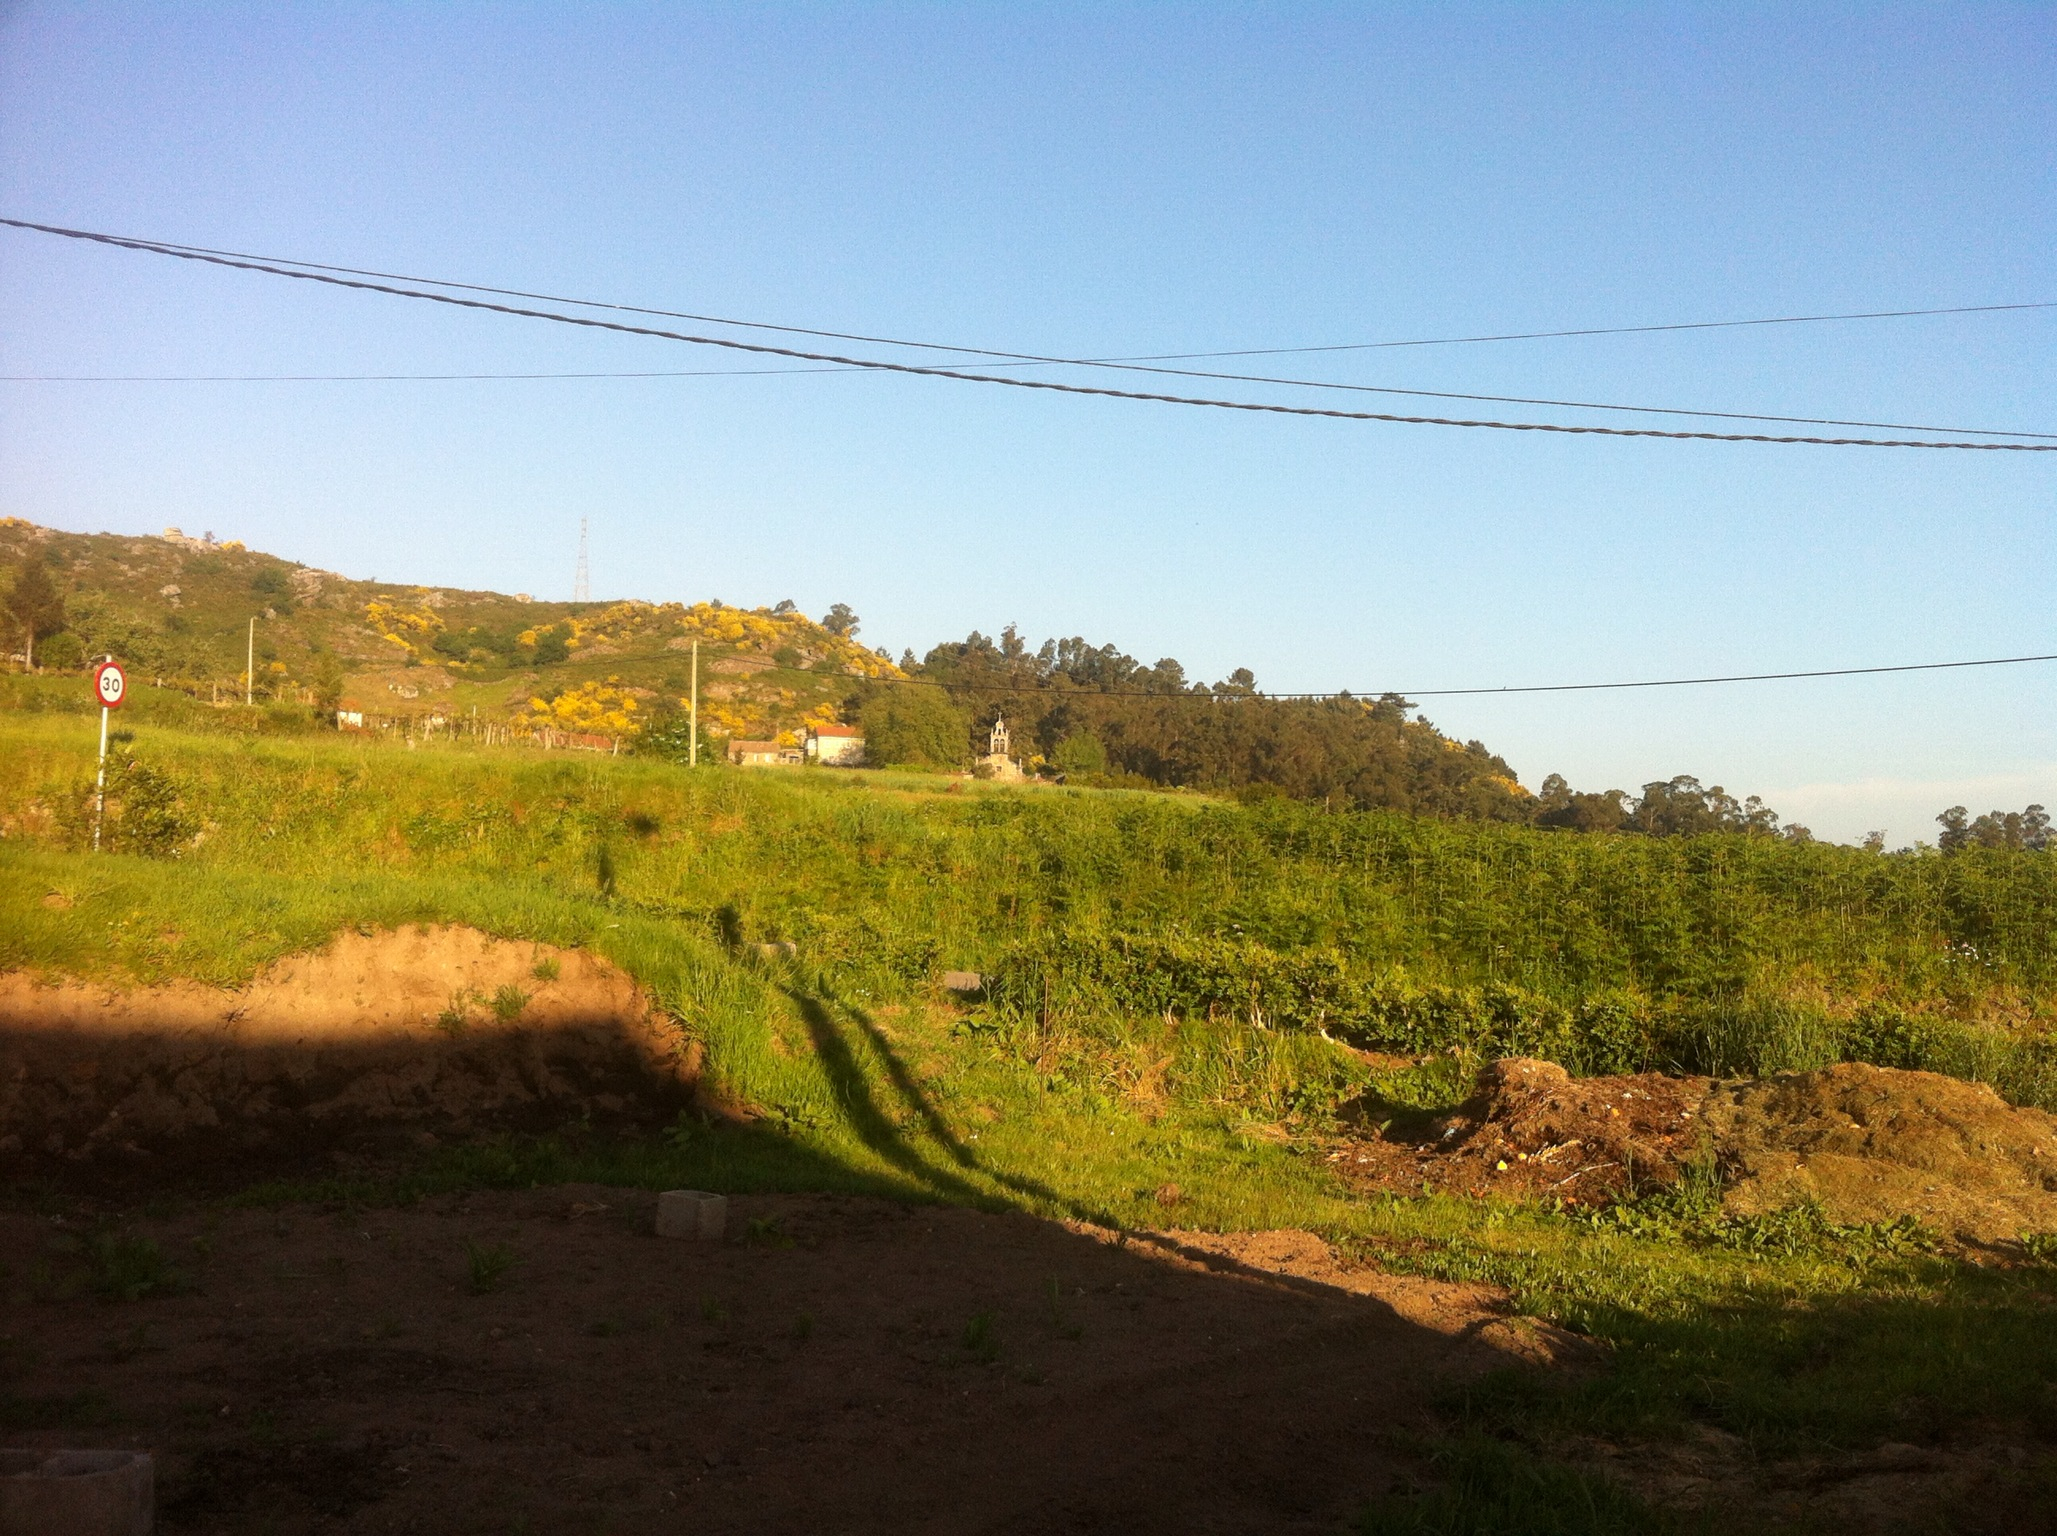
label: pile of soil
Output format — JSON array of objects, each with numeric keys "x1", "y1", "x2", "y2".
[
  {"x1": 0, "y1": 927, "x2": 699, "y2": 1169},
  {"x1": 1335, "y1": 1057, "x2": 1713, "y2": 1204},
  {"x1": 1705, "y1": 1063, "x2": 2057, "y2": 1244},
  {"x1": 1338, "y1": 1057, "x2": 2057, "y2": 1243},
  {"x1": 0, "y1": 1191, "x2": 1579, "y2": 1535}
]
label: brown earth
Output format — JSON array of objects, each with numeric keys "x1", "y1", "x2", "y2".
[
  {"x1": 1705, "y1": 1063, "x2": 2057, "y2": 1244},
  {"x1": 1336, "y1": 1057, "x2": 2057, "y2": 1245},
  {"x1": 0, "y1": 1190, "x2": 1583, "y2": 1535},
  {"x1": 0, "y1": 928, "x2": 700, "y2": 1172},
  {"x1": 1335, "y1": 1056, "x2": 1713, "y2": 1205}
]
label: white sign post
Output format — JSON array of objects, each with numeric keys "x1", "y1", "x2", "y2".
[{"x1": 91, "y1": 659, "x2": 126, "y2": 851}]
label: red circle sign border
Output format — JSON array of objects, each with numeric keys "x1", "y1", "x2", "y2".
[{"x1": 92, "y1": 660, "x2": 127, "y2": 709}]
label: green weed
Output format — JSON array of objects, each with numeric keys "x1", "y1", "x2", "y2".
[
  {"x1": 464, "y1": 1239, "x2": 517, "y2": 1294},
  {"x1": 489, "y1": 983, "x2": 530, "y2": 1023},
  {"x1": 435, "y1": 989, "x2": 475, "y2": 1037},
  {"x1": 531, "y1": 956, "x2": 561, "y2": 982},
  {"x1": 86, "y1": 1233, "x2": 181, "y2": 1302},
  {"x1": 1358, "y1": 1436, "x2": 1678, "y2": 1535},
  {"x1": 961, "y1": 1310, "x2": 1000, "y2": 1363}
]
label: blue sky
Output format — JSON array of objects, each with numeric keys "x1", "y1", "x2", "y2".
[{"x1": 2, "y1": 4, "x2": 2051, "y2": 843}]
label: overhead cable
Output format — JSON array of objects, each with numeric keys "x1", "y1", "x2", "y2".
[
  {"x1": 19, "y1": 218, "x2": 2054, "y2": 364},
  {"x1": 6, "y1": 219, "x2": 2053, "y2": 438},
  {"x1": 7, "y1": 361, "x2": 2045, "y2": 440},
  {"x1": 846, "y1": 650, "x2": 2057, "y2": 701},
  {"x1": 5, "y1": 218, "x2": 2053, "y2": 450}
]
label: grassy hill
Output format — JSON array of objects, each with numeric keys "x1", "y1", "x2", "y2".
[{"x1": 0, "y1": 515, "x2": 894, "y2": 746}]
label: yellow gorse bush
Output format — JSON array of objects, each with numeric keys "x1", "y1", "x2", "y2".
[
  {"x1": 554, "y1": 600, "x2": 902, "y2": 679},
  {"x1": 522, "y1": 680, "x2": 643, "y2": 737},
  {"x1": 364, "y1": 600, "x2": 445, "y2": 658}
]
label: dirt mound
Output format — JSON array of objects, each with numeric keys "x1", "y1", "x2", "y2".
[
  {"x1": 1703, "y1": 1063, "x2": 2057, "y2": 1243},
  {"x1": 1337, "y1": 1057, "x2": 1712, "y2": 1204},
  {"x1": 1338, "y1": 1057, "x2": 2057, "y2": 1243},
  {"x1": 0, "y1": 927, "x2": 699, "y2": 1168}
]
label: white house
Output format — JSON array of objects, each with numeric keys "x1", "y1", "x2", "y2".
[{"x1": 805, "y1": 726, "x2": 866, "y2": 766}]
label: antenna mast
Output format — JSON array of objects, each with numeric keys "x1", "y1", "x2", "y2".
[{"x1": 573, "y1": 516, "x2": 590, "y2": 603}]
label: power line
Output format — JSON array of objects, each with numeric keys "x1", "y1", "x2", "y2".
[
  {"x1": 844, "y1": 649, "x2": 2057, "y2": 701},
  {"x1": 8, "y1": 363, "x2": 2046, "y2": 441},
  {"x1": 5, "y1": 217, "x2": 2053, "y2": 450},
  {"x1": 24, "y1": 218, "x2": 2053, "y2": 363},
  {"x1": 1, "y1": 367, "x2": 846, "y2": 381},
  {"x1": 1117, "y1": 301, "x2": 2057, "y2": 361},
  {"x1": 7, "y1": 218, "x2": 2053, "y2": 439}
]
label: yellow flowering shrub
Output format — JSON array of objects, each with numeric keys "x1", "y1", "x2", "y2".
[
  {"x1": 522, "y1": 681, "x2": 642, "y2": 737},
  {"x1": 565, "y1": 599, "x2": 903, "y2": 680},
  {"x1": 364, "y1": 600, "x2": 445, "y2": 658}
]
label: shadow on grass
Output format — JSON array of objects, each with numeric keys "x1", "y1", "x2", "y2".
[{"x1": 787, "y1": 980, "x2": 1119, "y2": 1227}]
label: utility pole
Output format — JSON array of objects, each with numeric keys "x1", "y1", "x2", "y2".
[
  {"x1": 689, "y1": 640, "x2": 699, "y2": 768},
  {"x1": 245, "y1": 616, "x2": 255, "y2": 706}
]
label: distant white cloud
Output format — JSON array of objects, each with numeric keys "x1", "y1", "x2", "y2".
[{"x1": 1763, "y1": 768, "x2": 2057, "y2": 848}]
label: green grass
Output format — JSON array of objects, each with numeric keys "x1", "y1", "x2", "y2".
[
  {"x1": 4, "y1": 705, "x2": 2057, "y2": 1528},
  {"x1": 1359, "y1": 1436, "x2": 1683, "y2": 1535}
]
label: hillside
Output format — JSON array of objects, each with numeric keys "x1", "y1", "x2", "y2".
[
  {"x1": 0, "y1": 517, "x2": 1561, "y2": 817},
  {"x1": 13, "y1": 517, "x2": 2030, "y2": 843},
  {"x1": 0, "y1": 516, "x2": 897, "y2": 747}
]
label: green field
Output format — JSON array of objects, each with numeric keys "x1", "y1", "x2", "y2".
[{"x1": 4, "y1": 686, "x2": 2056, "y2": 1530}]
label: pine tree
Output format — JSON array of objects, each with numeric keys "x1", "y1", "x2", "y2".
[{"x1": 4, "y1": 558, "x2": 66, "y2": 669}]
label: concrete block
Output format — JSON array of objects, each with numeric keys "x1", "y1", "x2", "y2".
[
  {"x1": 941, "y1": 970, "x2": 983, "y2": 995},
  {"x1": 0, "y1": 1448, "x2": 153, "y2": 1536},
  {"x1": 655, "y1": 1189, "x2": 727, "y2": 1241}
]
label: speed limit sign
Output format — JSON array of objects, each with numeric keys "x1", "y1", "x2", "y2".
[{"x1": 93, "y1": 660, "x2": 127, "y2": 710}]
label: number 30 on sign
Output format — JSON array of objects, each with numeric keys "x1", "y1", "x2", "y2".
[{"x1": 93, "y1": 660, "x2": 127, "y2": 710}]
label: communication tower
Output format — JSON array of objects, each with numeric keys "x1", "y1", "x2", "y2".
[{"x1": 574, "y1": 517, "x2": 590, "y2": 603}]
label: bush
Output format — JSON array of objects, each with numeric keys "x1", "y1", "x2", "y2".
[
  {"x1": 60, "y1": 756, "x2": 197, "y2": 857},
  {"x1": 634, "y1": 710, "x2": 709, "y2": 765},
  {"x1": 861, "y1": 687, "x2": 968, "y2": 768},
  {"x1": 37, "y1": 632, "x2": 85, "y2": 670},
  {"x1": 1053, "y1": 731, "x2": 1107, "y2": 777},
  {"x1": 109, "y1": 758, "x2": 197, "y2": 856}
]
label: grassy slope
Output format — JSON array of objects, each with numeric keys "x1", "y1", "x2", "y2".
[
  {"x1": 0, "y1": 519, "x2": 885, "y2": 740},
  {"x1": 3, "y1": 699, "x2": 2056, "y2": 1529}
]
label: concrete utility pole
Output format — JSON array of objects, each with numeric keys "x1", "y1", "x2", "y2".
[
  {"x1": 245, "y1": 616, "x2": 255, "y2": 706},
  {"x1": 689, "y1": 640, "x2": 699, "y2": 768}
]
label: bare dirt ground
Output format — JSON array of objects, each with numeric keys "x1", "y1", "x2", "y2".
[
  {"x1": 0, "y1": 928, "x2": 698, "y2": 1170},
  {"x1": 0, "y1": 1190, "x2": 1576, "y2": 1535}
]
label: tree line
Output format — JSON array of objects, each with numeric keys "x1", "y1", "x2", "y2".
[{"x1": 840, "y1": 622, "x2": 2051, "y2": 847}]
